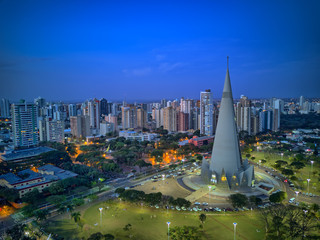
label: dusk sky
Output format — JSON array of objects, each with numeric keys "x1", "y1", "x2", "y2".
[{"x1": 0, "y1": 1, "x2": 319, "y2": 102}]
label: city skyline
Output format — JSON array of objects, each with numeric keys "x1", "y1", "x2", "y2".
[{"x1": 1, "y1": 1, "x2": 320, "y2": 101}]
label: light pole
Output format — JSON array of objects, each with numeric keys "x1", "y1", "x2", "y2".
[
  {"x1": 99, "y1": 207, "x2": 103, "y2": 225},
  {"x1": 162, "y1": 174, "x2": 165, "y2": 186},
  {"x1": 307, "y1": 179, "x2": 311, "y2": 196},
  {"x1": 233, "y1": 222, "x2": 237, "y2": 240},
  {"x1": 281, "y1": 153, "x2": 283, "y2": 159},
  {"x1": 167, "y1": 221, "x2": 171, "y2": 240},
  {"x1": 208, "y1": 186, "x2": 212, "y2": 205},
  {"x1": 310, "y1": 161, "x2": 314, "y2": 177},
  {"x1": 295, "y1": 191, "x2": 299, "y2": 201}
]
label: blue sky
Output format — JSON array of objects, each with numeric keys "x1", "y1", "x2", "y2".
[{"x1": 0, "y1": 0, "x2": 319, "y2": 102}]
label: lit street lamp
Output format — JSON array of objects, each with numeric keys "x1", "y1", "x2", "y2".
[
  {"x1": 310, "y1": 161, "x2": 314, "y2": 177},
  {"x1": 307, "y1": 179, "x2": 311, "y2": 196},
  {"x1": 233, "y1": 222, "x2": 237, "y2": 240},
  {"x1": 295, "y1": 191, "x2": 299, "y2": 201},
  {"x1": 281, "y1": 153, "x2": 283, "y2": 159},
  {"x1": 208, "y1": 186, "x2": 212, "y2": 204},
  {"x1": 99, "y1": 207, "x2": 103, "y2": 225},
  {"x1": 167, "y1": 221, "x2": 171, "y2": 240}
]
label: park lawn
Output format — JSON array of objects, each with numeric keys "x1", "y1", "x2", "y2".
[
  {"x1": 46, "y1": 201, "x2": 265, "y2": 240},
  {"x1": 244, "y1": 151, "x2": 320, "y2": 195}
]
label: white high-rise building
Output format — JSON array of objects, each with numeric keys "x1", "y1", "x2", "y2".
[
  {"x1": 39, "y1": 117, "x2": 64, "y2": 143},
  {"x1": 200, "y1": 89, "x2": 213, "y2": 136}
]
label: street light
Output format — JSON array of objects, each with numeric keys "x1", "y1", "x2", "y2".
[
  {"x1": 307, "y1": 179, "x2": 311, "y2": 196},
  {"x1": 99, "y1": 207, "x2": 103, "y2": 225},
  {"x1": 233, "y1": 222, "x2": 237, "y2": 240},
  {"x1": 208, "y1": 186, "x2": 212, "y2": 205},
  {"x1": 167, "y1": 221, "x2": 171, "y2": 240},
  {"x1": 295, "y1": 191, "x2": 299, "y2": 201},
  {"x1": 310, "y1": 161, "x2": 314, "y2": 177},
  {"x1": 281, "y1": 153, "x2": 283, "y2": 159}
]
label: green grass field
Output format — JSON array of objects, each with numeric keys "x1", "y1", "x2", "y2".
[
  {"x1": 246, "y1": 151, "x2": 319, "y2": 195},
  {"x1": 46, "y1": 201, "x2": 265, "y2": 240}
]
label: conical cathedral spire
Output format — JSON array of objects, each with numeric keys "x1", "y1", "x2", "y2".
[{"x1": 206, "y1": 57, "x2": 254, "y2": 189}]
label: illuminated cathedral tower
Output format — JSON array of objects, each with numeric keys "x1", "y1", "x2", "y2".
[{"x1": 201, "y1": 57, "x2": 254, "y2": 189}]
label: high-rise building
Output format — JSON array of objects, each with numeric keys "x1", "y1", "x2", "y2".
[
  {"x1": 152, "y1": 108, "x2": 162, "y2": 128},
  {"x1": 121, "y1": 106, "x2": 137, "y2": 129},
  {"x1": 235, "y1": 95, "x2": 251, "y2": 135},
  {"x1": 100, "y1": 98, "x2": 112, "y2": 116},
  {"x1": 11, "y1": 102, "x2": 39, "y2": 147},
  {"x1": 88, "y1": 99, "x2": 100, "y2": 129},
  {"x1": 163, "y1": 106, "x2": 177, "y2": 132},
  {"x1": 0, "y1": 98, "x2": 10, "y2": 118},
  {"x1": 177, "y1": 111, "x2": 189, "y2": 132},
  {"x1": 105, "y1": 114, "x2": 118, "y2": 131},
  {"x1": 273, "y1": 99, "x2": 284, "y2": 113},
  {"x1": 137, "y1": 108, "x2": 147, "y2": 129},
  {"x1": 201, "y1": 59, "x2": 254, "y2": 189},
  {"x1": 70, "y1": 116, "x2": 90, "y2": 139},
  {"x1": 39, "y1": 117, "x2": 64, "y2": 143},
  {"x1": 200, "y1": 89, "x2": 213, "y2": 136},
  {"x1": 299, "y1": 96, "x2": 305, "y2": 108},
  {"x1": 68, "y1": 104, "x2": 77, "y2": 117}
]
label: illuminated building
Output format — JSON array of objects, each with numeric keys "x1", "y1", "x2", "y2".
[
  {"x1": 200, "y1": 89, "x2": 213, "y2": 136},
  {"x1": 11, "y1": 101, "x2": 39, "y2": 147},
  {"x1": 201, "y1": 59, "x2": 254, "y2": 189}
]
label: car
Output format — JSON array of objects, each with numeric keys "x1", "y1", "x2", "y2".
[
  {"x1": 214, "y1": 207, "x2": 221, "y2": 212},
  {"x1": 176, "y1": 206, "x2": 181, "y2": 211},
  {"x1": 181, "y1": 207, "x2": 186, "y2": 211},
  {"x1": 193, "y1": 207, "x2": 198, "y2": 211},
  {"x1": 195, "y1": 202, "x2": 201, "y2": 205},
  {"x1": 155, "y1": 205, "x2": 159, "y2": 209},
  {"x1": 202, "y1": 202, "x2": 208, "y2": 206},
  {"x1": 171, "y1": 206, "x2": 175, "y2": 210}
]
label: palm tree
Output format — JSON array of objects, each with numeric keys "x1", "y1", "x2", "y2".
[
  {"x1": 71, "y1": 212, "x2": 81, "y2": 224},
  {"x1": 199, "y1": 214, "x2": 206, "y2": 227}
]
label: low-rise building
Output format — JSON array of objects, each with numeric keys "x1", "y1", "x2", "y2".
[
  {"x1": 119, "y1": 130, "x2": 158, "y2": 142},
  {"x1": 188, "y1": 135, "x2": 214, "y2": 147},
  {"x1": 0, "y1": 165, "x2": 77, "y2": 198}
]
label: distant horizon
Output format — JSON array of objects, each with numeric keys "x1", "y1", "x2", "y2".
[{"x1": 2, "y1": 95, "x2": 319, "y2": 105}]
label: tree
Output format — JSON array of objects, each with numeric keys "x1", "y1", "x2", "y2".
[
  {"x1": 47, "y1": 195, "x2": 66, "y2": 206},
  {"x1": 22, "y1": 188, "x2": 41, "y2": 203},
  {"x1": 290, "y1": 161, "x2": 305, "y2": 170},
  {"x1": 0, "y1": 186, "x2": 19, "y2": 202},
  {"x1": 269, "y1": 191, "x2": 287, "y2": 203},
  {"x1": 281, "y1": 168, "x2": 294, "y2": 176},
  {"x1": 34, "y1": 209, "x2": 49, "y2": 222},
  {"x1": 72, "y1": 198, "x2": 85, "y2": 206},
  {"x1": 104, "y1": 233, "x2": 115, "y2": 240},
  {"x1": 199, "y1": 213, "x2": 206, "y2": 226},
  {"x1": 228, "y1": 193, "x2": 248, "y2": 208},
  {"x1": 71, "y1": 211, "x2": 81, "y2": 224},
  {"x1": 115, "y1": 187, "x2": 125, "y2": 194},
  {"x1": 87, "y1": 232, "x2": 104, "y2": 240},
  {"x1": 169, "y1": 226, "x2": 202, "y2": 240}
]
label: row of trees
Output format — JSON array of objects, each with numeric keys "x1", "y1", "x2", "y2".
[{"x1": 115, "y1": 188, "x2": 191, "y2": 208}]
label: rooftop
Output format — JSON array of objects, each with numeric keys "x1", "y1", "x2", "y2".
[{"x1": 1, "y1": 147, "x2": 55, "y2": 161}]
